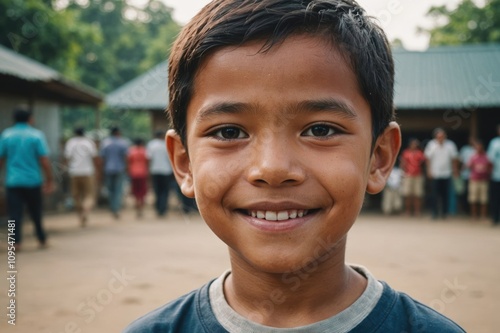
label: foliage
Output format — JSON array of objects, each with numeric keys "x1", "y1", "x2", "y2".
[
  {"x1": 0, "y1": 0, "x2": 101, "y2": 82},
  {"x1": 60, "y1": 107, "x2": 151, "y2": 142},
  {"x1": 424, "y1": 0, "x2": 500, "y2": 46},
  {"x1": 0, "y1": 0, "x2": 181, "y2": 139}
]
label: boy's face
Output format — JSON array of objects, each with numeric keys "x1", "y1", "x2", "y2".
[{"x1": 168, "y1": 35, "x2": 399, "y2": 273}]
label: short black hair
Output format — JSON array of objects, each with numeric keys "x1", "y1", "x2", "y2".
[
  {"x1": 154, "y1": 130, "x2": 165, "y2": 139},
  {"x1": 432, "y1": 127, "x2": 446, "y2": 137},
  {"x1": 110, "y1": 126, "x2": 120, "y2": 136},
  {"x1": 74, "y1": 127, "x2": 85, "y2": 136},
  {"x1": 13, "y1": 107, "x2": 32, "y2": 123},
  {"x1": 167, "y1": 0, "x2": 395, "y2": 146}
]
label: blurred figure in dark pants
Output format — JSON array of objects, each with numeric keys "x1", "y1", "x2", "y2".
[
  {"x1": 147, "y1": 131, "x2": 197, "y2": 217},
  {"x1": 487, "y1": 124, "x2": 500, "y2": 225},
  {"x1": 100, "y1": 126, "x2": 128, "y2": 219},
  {"x1": 424, "y1": 128, "x2": 459, "y2": 220},
  {"x1": 0, "y1": 107, "x2": 55, "y2": 250},
  {"x1": 147, "y1": 131, "x2": 175, "y2": 217}
]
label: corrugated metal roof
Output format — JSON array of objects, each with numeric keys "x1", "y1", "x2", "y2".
[
  {"x1": 394, "y1": 44, "x2": 500, "y2": 109},
  {"x1": 0, "y1": 44, "x2": 60, "y2": 81},
  {"x1": 106, "y1": 61, "x2": 168, "y2": 110},
  {"x1": 106, "y1": 43, "x2": 500, "y2": 110},
  {"x1": 0, "y1": 44, "x2": 103, "y2": 105}
]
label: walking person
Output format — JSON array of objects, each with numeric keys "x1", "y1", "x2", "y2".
[
  {"x1": 424, "y1": 128, "x2": 459, "y2": 219},
  {"x1": 100, "y1": 126, "x2": 128, "y2": 219},
  {"x1": 487, "y1": 124, "x2": 500, "y2": 225},
  {"x1": 64, "y1": 127, "x2": 99, "y2": 226},
  {"x1": 400, "y1": 138, "x2": 426, "y2": 217},
  {"x1": 146, "y1": 131, "x2": 176, "y2": 217},
  {"x1": 0, "y1": 107, "x2": 55, "y2": 250},
  {"x1": 127, "y1": 138, "x2": 149, "y2": 218}
]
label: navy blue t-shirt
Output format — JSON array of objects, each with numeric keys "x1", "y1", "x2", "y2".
[{"x1": 123, "y1": 279, "x2": 465, "y2": 333}]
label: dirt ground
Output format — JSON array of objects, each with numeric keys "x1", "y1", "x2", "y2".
[{"x1": 0, "y1": 204, "x2": 499, "y2": 333}]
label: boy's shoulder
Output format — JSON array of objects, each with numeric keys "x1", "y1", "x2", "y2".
[
  {"x1": 122, "y1": 279, "x2": 226, "y2": 333},
  {"x1": 365, "y1": 281, "x2": 465, "y2": 333}
]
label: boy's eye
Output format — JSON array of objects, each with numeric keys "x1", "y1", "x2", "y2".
[
  {"x1": 212, "y1": 126, "x2": 247, "y2": 140},
  {"x1": 302, "y1": 124, "x2": 336, "y2": 137}
]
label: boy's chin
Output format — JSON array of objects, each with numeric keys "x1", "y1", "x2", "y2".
[{"x1": 230, "y1": 243, "x2": 344, "y2": 277}]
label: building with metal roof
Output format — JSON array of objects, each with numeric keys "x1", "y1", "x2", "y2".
[
  {"x1": 0, "y1": 45, "x2": 104, "y2": 214},
  {"x1": 0, "y1": 44, "x2": 104, "y2": 153},
  {"x1": 106, "y1": 61, "x2": 169, "y2": 133},
  {"x1": 394, "y1": 44, "x2": 500, "y2": 147},
  {"x1": 106, "y1": 43, "x2": 500, "y2": 146},
  {"x1": 0, "y1": 44, "x2": 103, "y2": 107}
]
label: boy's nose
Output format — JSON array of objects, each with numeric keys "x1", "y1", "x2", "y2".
[{"x1": 246, "y1": 133, "x2": 306, "y2": 187}]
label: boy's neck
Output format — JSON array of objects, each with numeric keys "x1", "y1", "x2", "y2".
[{"x1": 223, "y1": 246, "x2": 367, "y2": 328}]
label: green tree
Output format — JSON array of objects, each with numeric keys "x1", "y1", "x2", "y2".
[
  {"x1": 64, "y1": 0, "x2": 179, "y2": 92},
  {"x1": 424, "y1": 0, "x2": 500, "y2": 46},
  {"x1": 1, "y1": 0, "x2": 180, "y2": 139},
  {"x1": 0, "y1": 0, "x2": 101, "y2": 81}
]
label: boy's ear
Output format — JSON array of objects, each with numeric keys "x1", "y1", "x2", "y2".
[
  {"x1": 366, "y1": 122, "x2": 402, "y2": 195},
  {"x1": 166, "y1": 130, "x2": 195, "y2": 198}
]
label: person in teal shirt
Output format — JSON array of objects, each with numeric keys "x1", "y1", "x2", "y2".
[
  {"x1": 0, "y1": 107, "x2": 54, "y2": 251},
  {"x1": 487, "y1": 124, "x2": 500, "y2": 225}
]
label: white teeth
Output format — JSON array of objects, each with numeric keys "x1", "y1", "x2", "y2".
[
  {"x1": 265, "y1": 211, "x2": 277, "y2": 221},
  {"x1": 277, "y1": 211, "x2": 288, "y2": 221},
  {"x1": 249, "y1": 209, "x2": 310, "y2": 221}
]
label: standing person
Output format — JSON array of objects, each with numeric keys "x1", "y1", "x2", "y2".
[
  {"x1": 0, "y1": 107, "x2": 54, "y2": 251},
  {"x1": 424, "y1": 128, "x2": 459, "y2": 220},
  {"x1": 124, "y1": 1, "x2": 464, "y2": 332},
  {"x1": 381, "y1": 163, "x2": 403, "y2": 215},
  {"x1": 467, "y1": 140, "x2": 491, "y2": 220},
  {"x1": 400, "y1": 138, "x2": 426, "y2": 217},
  {"x1": 487, "y1": 124, "x2": 500, "y2": 225},
  {"x1": 458, "y1": 137, "x2": 477, "y2": 214},
  {"x1": 64, "y1": 127, "x2": 99, "y2": 226},
  {"x1": 100, "y1": 126, "x2": 128, "y2": 219},
  {"x1": 146, "y1": 131, "x2": 175, "y2": 217},
  {"x1": 127, "y1": 138, "x2": 149, "y2": 218}
]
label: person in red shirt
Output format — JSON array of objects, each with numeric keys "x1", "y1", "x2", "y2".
[
  {"x1": 400, "y1": 138, "x2": 426, "y2": 217},
  {"x1": 127, "y1": 138, "x2": 149, "y2": 218},
  {"x1": 467, "y1": 140, "x2": 492, "y2": 220}
]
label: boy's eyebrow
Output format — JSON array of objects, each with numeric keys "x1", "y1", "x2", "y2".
[
  {"x1": 196, "y1": 102, "x2": 248, "y2": 123},
  {"x1": 295, "y1": 99, "x2": 357, "y2": 119},
  {"x1": 195, "y1": 98, "x2": 358, "y2": 123}
]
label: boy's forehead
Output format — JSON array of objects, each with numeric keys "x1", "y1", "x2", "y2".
[
  {"x1": 194, "y1": 35, "x2": 354, "y2": 88},
  {"x1": 186, "y1": 34, "x2": 370, "y2": 129},
  {"x1": 200, "y1": 33, "x2": 347, "y2": 66}
]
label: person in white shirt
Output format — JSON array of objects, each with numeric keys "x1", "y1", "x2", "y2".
[
  {"x1": 424, "y1": 128, "x2": 459, "y2": 219},
  {"x1": 382, "y1": 164, "x2": 403, "y2": 215},
  {"x1": 146, "y1": 131, "x2": 176, "y2": 216},
  {"x1": 64, "y1": 127, "x2": 99, "y2": 226}
]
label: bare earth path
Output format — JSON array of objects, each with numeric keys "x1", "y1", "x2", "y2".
[{"x1": 0, "y1": 207, "x2": 499, "y2": 333}]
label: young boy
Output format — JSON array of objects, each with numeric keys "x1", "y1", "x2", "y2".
[{"x1": 124, "y1": 0, "x2": 465, "y2": 331}]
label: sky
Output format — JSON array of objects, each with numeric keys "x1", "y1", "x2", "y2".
[{"x1": 162, "y1": 0, "x2": 464, "y2": 50}]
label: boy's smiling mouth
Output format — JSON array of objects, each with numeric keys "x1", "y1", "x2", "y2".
[
  {"x1": 247, "y1": 209, "x2": 310, "y2": 221},
  {"x1": 236, "y1": 206, "x2": 320, "y2": 232}
]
